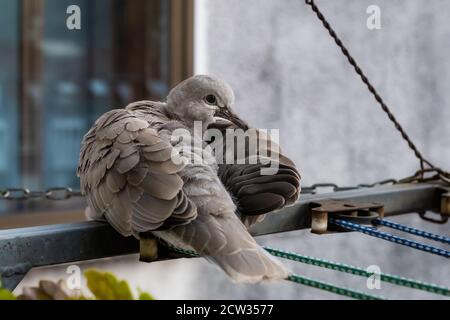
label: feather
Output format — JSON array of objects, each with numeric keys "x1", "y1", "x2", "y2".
[
  {"x1": 105, "y1": 169, "x2": 126, "y2": 193},
  {"x1": 78, "y1": 107, "x2": 194, "y2": 238},
  {"x1": 116, "y1": 152, "x2": 140, "y2": 174},
  {"x1": 142, "y1": 141, "x2": 171, "y2": 153},
  {"x1": 105, "y1": 149, "x2": 121, "y2": 169},
  {"x1": 127, "y1": 167, "x2": 148, "y2": 186},
  {"x1": 147, "y1": 157, "x2": 185, "y2": 175},
  {"x1": 143, "y1": 147, "x2": 173, "y2": 162},
  {"x1": 125, "y1": 118, "x2": 148, "y2": 132},
  {"x1": 136, "y1": 129, "x2": 160, "y2": 145},
  {"x1": 138, "y1": 173, "x2": 182, "y2": 200},
  {"x1": 239, "y1": 193, "x2": 286, "y2": 215},
  {"x1": 115, "y1": 130, "x2": 133, "y2": 143}
]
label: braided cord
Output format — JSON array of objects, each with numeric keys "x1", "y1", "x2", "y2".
[
  {"x1": 330, "y1": 218, "x2": 450, "y2": 258},
  {"x1": 265, "y1": 247, "x2": 450, "y2": 296},
  {"x1": 161, "y1": 243, "x2": 382, "y2": 299},
  {"x1": 373, "y1": 219, "x2": 450, "y2": 245},
  {"x1": 286, "y1": 274, "x2": 383, "y2": 300},
  {"x1": 304, "y1": 0, "x2": 434, "y2": 172},
  {"x1": 162, "y1": 242, "x2": 447, "y2": 298}
]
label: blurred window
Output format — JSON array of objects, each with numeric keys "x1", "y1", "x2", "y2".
[{"x1": 0, "y1": 0, "x2": 193, "y2": 218}]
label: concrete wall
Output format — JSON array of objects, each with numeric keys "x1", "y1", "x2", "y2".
[
  {"x1": 199, "y1": 0, "x2": 450, "y2": 186},
  {"x1": 189, "y1": 0, "x2": 450, "y2": 299}
]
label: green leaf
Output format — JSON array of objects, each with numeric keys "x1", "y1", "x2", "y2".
[
  {"x1": 138, "y1": 290, "x2": 155, "y2": 300},
  {"x1": 0, "y1": 288, "x2": 16, "y2": 300},
  {"x1": 84, "y1": 269, "x2": 134, "y2": 300}
]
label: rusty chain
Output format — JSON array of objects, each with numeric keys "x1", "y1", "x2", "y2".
[
  {"x1": 0, "y1": 177, "x2": 417, "y2": 200},
  {"x1": 0, "y1": 168, "x2": 436, "y2": 200},
  {"x1": 0, "y1": 177, "x2": 445, "y2": 222},
  {"x1": 301, "y1": 179, "x2": 398, "y2": 194},
  {"x1": 301, "y1": 167, "x2": 450, "y2": 195}
]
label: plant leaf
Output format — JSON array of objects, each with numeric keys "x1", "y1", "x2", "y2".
[
  {"x1": 84, "y1": 269, "x2": 134, "y2": 300},
  {"x1": 0, "y1": 288, "x2": 16, "y2": 300},
  {"x1": 138, "y1": 290, "x2": 155, "y2": 300}
]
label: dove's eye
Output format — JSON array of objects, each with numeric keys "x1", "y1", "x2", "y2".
[{"x1": 204, "y1": 94, "x2": 217, "y2": 105}]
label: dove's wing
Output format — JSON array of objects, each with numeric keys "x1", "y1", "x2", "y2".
[
  {"x1": 77, "y1": 107, "x2": 197, "y2": 237},
  {"x1": 209, "y1": 119, "x2": 301, "y2": 220}
]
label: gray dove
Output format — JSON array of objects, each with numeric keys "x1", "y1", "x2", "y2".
[{"x1": 78, "y1": 75, "x2": 300, "y2": 283}]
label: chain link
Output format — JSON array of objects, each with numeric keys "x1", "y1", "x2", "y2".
[
  {"x1": 418, "y1": 211, "x2": 448, "y2": 224},
  {"x1": 301, "y1": 178, "x2": 397, "y2": 194},
  {"x1": 301, "y1": 169, "x2": 449, "y2": 195},
  {"x1": 0, "y1": 187, "x2": 83, "y2": 201},
  {"x1": 1, "y1": 188, "x2": 31, "y2": 200},
  {"x1": 0, "y1": 174, "x2": 436, "y2": 200}
]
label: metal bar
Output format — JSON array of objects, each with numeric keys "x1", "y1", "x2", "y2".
[
  {"x1": 0, "y1": 222, "x2": 139, "y2": 290},
  {"x1": 250, "y1": 182, "x2": 443, "y2": 235},
  {"x1": 0, "y1": 182, "x2": 444, "y2": 290}
]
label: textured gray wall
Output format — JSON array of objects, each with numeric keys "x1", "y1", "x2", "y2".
[
  {"x1": 190, "y1": 0, "x2": 450, "y2": 299},
  {"x1": 17, "y1": 0, "x2": 449, "y2": 300},
  {"x1": 203, "y1": 0, "x2": 450, "y2": 186}
]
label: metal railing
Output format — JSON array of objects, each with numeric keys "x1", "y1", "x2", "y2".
[{"x1": 0, "y1": 181, "x2": 447, "y2": 291}]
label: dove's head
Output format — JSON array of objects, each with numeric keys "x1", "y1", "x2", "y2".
[{"x1": 166, "y1": 75, "x2": 247, "y2": 130}]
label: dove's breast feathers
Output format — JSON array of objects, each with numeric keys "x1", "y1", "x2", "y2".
[{"x1": 77, "y1": 101, "x2": 198, "y2": 237}]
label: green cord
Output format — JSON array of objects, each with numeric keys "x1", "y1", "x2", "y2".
[
  {"x1": 264, "y1": 247, "x2": 450, "y2": 297},
  {"x1": 162, "y1": 243, "x2": 383, "y2": 300},
  {"x1": 286, "y1": 274, "x2": 382, "y2": 300},
  {"x1": 162, "y1": 243, "x2": 449, "y2": 299}
]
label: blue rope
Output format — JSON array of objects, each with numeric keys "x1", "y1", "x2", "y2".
[
  {"x1": 329, "y1": 218, "x2": 450, "y2": 258},
  {"x1": 373, "y1": 218, "x2": 450, "y2": 245}
]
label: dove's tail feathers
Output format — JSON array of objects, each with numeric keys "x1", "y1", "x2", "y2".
[
  {"x1": 198, "y1": 213, "x2": 289, "y2": 283},
  {"x1": 241, "y1": 214, "x2": 265, "y2": 228},
  {"x1": 157, "y1": 210, "x2": 290, "y2": 283},
  {"x1": 207, "y1": 245, "x2": 290, "y2": 283}
]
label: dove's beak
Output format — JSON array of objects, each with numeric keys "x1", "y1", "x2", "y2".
[{"x1": 215, "y1": 105, "x2": 249, "y2": 130}]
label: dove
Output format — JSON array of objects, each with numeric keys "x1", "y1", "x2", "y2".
[{"x1": 77, "y1": 75, "x2": 299, "y2": 283}]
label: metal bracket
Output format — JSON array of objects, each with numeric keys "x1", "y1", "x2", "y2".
[
  {"x1": 139, "y1": 233, "x2": 159, "y2": 262},
  {"x1": 310, "y1": 199, "x2": 384, "y2": 234},
  {"x1": 418, "y1": 187, "x2": 450, "y2": 224},
  {"x1": 441, "y1": 192, "x2": 450, "y2": 216}
]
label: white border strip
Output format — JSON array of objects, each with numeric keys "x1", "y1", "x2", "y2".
[{"x1": 194, "y1": 0, "x2": 208, "y2": 74}]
